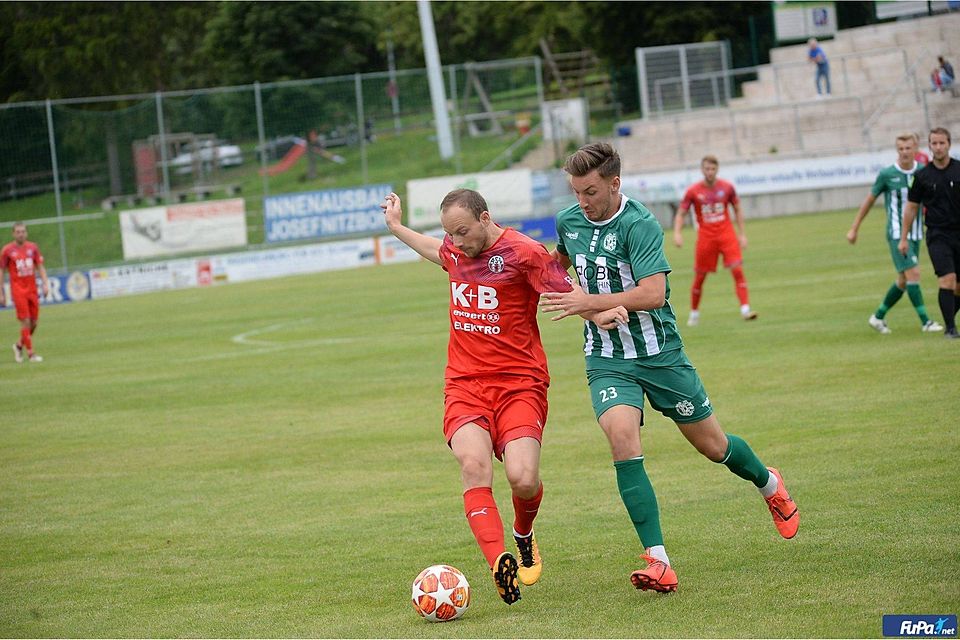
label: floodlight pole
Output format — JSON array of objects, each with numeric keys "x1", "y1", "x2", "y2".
[{"x1": 417, "y1": 0, "x2": 454, "y2": 160}]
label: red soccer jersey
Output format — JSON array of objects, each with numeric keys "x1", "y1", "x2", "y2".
[
  {"x1": 439, "y1": 227, "x2": 573, "y2": 382},
  {"x1": 680, "y1": 179, "x2": 739, "y2": 241},
  {"x1": 1, "y1": 241, "x2": 43, "y2": 294}
]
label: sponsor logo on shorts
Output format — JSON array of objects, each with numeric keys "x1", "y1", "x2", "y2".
[{"x1": 676, "y1": 400, "x2": 695, "y2": 417}]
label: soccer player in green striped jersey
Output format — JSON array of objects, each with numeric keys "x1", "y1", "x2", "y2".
[
  {"x1": 847, "y1": 132, "x2": 943, "y2": 334},
  {"x1": 540, "y1": 143, "x2": 799, "y2": 593}
]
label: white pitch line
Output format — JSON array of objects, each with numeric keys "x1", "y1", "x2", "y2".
[{"x1": 231, "y1": 319, "x2": 316, "y2": 346}]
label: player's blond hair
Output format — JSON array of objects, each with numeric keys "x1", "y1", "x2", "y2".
[
  {"x1": 701, "y1": 154, "x2": 719, "y2": 167},
  {"x1": 440, "y1": 189, "x2": 488, "y2": 221},
  {"x1": 563, "y1": 142, "x2": 621, "y2": 178},
  {"x1": 895, "y1": 132, "x2": 919, "y2": 145}
]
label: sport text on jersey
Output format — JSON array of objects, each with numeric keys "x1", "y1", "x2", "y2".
[
  {"x1": 575, "y1": 260, "x2": 612, "y2": 288},
  {"x1": 451, "y1": 281, "x2": 502, "y2": 335}
]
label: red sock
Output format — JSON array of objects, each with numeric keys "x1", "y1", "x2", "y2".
[
  {"x1": 512, "y1": 482, "x2": 543, "y2": 537},
  {"x1": 691, "y1": 272, "x2": 706, "y2": 310},
  {"x1": 732, "y1": 266, "x2": 749, "y2": 306},
  {"x1": 20, "y1": 326, "x2": 32, "y2": 353},
  {"x1": 463, "y1": 486, "x2": 505, "y2": 568}
]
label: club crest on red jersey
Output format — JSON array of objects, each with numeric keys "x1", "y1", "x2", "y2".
[{"x1": 487, "y1": 255, "x2": 505, "y2": 273}]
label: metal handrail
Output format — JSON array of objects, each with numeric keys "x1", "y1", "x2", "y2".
[
  {"x1": 861, "y1": 45, "x2": 933, "y2": 137},
  {"x1": 481, "y1": 121, "x2": 543, "y2": 172}
]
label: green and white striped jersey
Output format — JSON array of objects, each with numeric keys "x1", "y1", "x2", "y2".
[
  {"x1": 871, "y1": 163, "x2": 924, "y2": 241},
  {"x1": 556, "y1": 196, "x2": 682, "y2": 359}
]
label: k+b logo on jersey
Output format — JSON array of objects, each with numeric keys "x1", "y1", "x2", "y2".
[{"x1": 451, "y1": 282, "x2": 499, "y2": 310}]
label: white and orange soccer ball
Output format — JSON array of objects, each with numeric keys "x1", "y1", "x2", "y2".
[{"x1": 410, "y1": 564, "x2": 471, "y2": 622}]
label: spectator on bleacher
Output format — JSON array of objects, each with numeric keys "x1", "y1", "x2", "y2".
[
  {"x1": 930, "y1": 56, "x2": 955, "y2": 92},
  {"x1": 807, "y1": 38, "x2": 831, "y2": 96}
]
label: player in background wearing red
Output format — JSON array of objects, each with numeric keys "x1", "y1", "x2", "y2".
[
  {"x1": 674, "y1": 155, "x2": 757, "y2": 326},
  {"x1": 0, "y1": 222, "x2": 49, "y2": 363},
  {"x1": 382, "y1": 189, "x2": 626, "y2": 605}
]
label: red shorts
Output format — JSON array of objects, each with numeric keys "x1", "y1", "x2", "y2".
[
  {"x1": 11, "y1": 290, "x2": 39, "y2": 321},
  {"x1": 443, "y1": 375, "x2": 548, "y2": 460},
  {"x1": 694, "y1": 233, "x2": 742, "y2": 273}
]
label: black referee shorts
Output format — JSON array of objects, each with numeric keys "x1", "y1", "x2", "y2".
[{"x1": 926, "y1": 230, "x2": 960, "y2": 278}]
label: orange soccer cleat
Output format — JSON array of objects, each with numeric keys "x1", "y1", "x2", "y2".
[
  {"x1": 765, "y1": 467, "x2": 799, "y2": 539},
  {"x1": 492, "y1": 551, "x2": 521, "y2": 604},
  {"x1": 630, "y1": 551, "x2": 678, "y2": 593}
]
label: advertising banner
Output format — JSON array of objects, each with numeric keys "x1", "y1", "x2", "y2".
[
  {"x1": 620, "y1": 150, "x2": 895, "y2": 204},
  {"x1": 208, "y1": 239, "x2": 377, "y2": 283},
  {"x1": 89, "y1": 259, "x2": 199, "y2": 299},
  {"x1": 407, "y1": 168, "x2": 533, "y2": 228},
  {"x1": 0, "y1": 271, "x2": 91, "y2": 310},
  {"x1": 263, "y1": 184, "x2": 392, "y2": 242},
  {"x1": 119, "y1": 198, "x2": 247, "y2": 260}
]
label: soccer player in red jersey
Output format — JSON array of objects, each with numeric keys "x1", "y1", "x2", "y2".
[
  {"x1": 381, "y1": 189, "x2": 625, "y2": 604},
  {"x1": 674, "y1": 155, "x2": 757, "y2": 326},
  {"x1": 0, "y1": 222, "x2": 50, "y2": 363}
]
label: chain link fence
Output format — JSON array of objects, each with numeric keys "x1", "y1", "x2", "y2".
[{"x1": 0, "y1": 57, "x2": 551, "y2": 271}]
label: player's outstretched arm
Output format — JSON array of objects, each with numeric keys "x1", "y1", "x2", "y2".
[
  {"x1": 380, "y1": 192, "x2": 442, "y2": 266},
  {"x1": 540, "y1": 274, "x2": 666, "y2": 321},
  {"x1": 847, "y1": 193, "x2": 877, "y2": 244}
]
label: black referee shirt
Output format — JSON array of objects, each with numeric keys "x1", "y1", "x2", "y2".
[{"x1": 908, "y1": 157, "x2": 960, "y2": 233}]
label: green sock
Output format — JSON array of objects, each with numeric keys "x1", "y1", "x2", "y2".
[
  {"x1": 614, "y1": 457, "x2": 664, "y2": 548},
  {"x1": 720, "y1": 434, "x2": 770, "y2": 488},
  {"x1": 875, "y1": 283, "x2": 904, "y2": 319},
  {"x1": 905, "y1": 283, "x2": 930, "y2": 324}
]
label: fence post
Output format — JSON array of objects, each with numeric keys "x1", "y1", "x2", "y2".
[
  {"x1": 155, "y1": 92, "x2": 171, "y2": 202},
  {"x1": 679, "y1": 47, "x2": 691, "y2": 112},
  {"x1": 534, "y1": 56, "x2": 545, "y2": 112},
  {"x1": 794, "y1": 104, "x2": 804, "y2": 151},
  {"x1": 355, "y1": 73, "x2": 368, "y2": 184},
  {"x1": 447, "y1": 65, "x2": 463, "y2": 174},
  {"x1": 729, "y1": 110, "x2": 740, "y2": 156},
  {"x1": 254, "y1": 81, "x2": 269, "y2": 198},
  {"x1": 44, "y1": 99, "x2": 68, "y2": 272},
  {"x1": 842, "y1": 57, "x2": 849, "y2": 95},
  {"x1": 387, "y1": 39, "x2": 402, "y2": 132}
]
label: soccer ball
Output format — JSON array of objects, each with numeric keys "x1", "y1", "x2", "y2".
[{"x1": 410, "y1": 564, "x2": 471, "y2": 622}]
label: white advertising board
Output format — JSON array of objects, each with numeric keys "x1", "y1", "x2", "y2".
[
  {"x1": 89, "y1": 259, "x2": 199, "y2": 299},
  {"x1": 620, "y1": 150, "x2": 895, "y2": 204},
  {"x1": 119, "y1": 198, "x2": 247, "y2": 259},
  {"x1": 407, "y1": 168, "x2": 533, "y2": 229},
  {"x1": 208, "y1": 239, "x2": 376, "y2": 283}
]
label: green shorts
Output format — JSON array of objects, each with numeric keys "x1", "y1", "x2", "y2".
[
  {"x1": 585, "y1": 348, "x2": 713, "y2": 425},
  {"x1": 888, "y1": 238, "x2": 921, "y2": 273}
]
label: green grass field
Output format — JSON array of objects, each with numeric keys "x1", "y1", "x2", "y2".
[{"x1": 1, "y1": 208, "x2": 957, "y2": 638}]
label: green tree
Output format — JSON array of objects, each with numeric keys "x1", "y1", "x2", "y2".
[
  {"x1": 0, "y1": 1, "x2": 217, "y2": 102},
  {"x1": 201, "y1": 2, "x2": 382, "y2": 84}
]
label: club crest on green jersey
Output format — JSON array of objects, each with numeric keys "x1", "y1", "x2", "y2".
[{"x1": 602, "y1": 233, "x2": 617, "y2": 252}]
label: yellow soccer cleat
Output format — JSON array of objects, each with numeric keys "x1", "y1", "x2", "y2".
[{"x1": 514, "y1": 533, "x2": 542, "y2": 586}]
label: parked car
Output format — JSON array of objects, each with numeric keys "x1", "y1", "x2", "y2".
[{"x1": 168, "y1": 140, "x2": 243, "y2": 175}]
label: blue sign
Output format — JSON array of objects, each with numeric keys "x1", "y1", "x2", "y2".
[
  {"x1": 263, "y1": 184, "x2": 392, "y2": 242},
  {"x1": 1, "y1": 271, "x2": 91, "y2": 311},
  {"x1": 510, "y1": 217, "x2": 558, "y2": 244},
  {"x1": 883, "y1": 615, "x2": 957, "y2": 637}
]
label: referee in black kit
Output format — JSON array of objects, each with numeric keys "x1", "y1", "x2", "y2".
[{"x1": 900, "y1": 127, "x2": 960, "y2": 338}]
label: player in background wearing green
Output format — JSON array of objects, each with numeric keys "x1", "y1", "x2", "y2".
[
  {"x1": 847, "y1": 132, "x2": 943, "y2": 334},
  {"x1": 540, "y1": 143, "x2": 799, "y2": 593}
]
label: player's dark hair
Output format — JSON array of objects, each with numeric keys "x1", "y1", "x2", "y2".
[
  {"x1": 563, "y1": 142, "x2": 621, "y2": 178},
  {"x1": 929, "y1": 127, "x2": 951, "y2": 144},
  {"x1": 440, "y1": 189, "x2": 488, "y2": 220}
]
